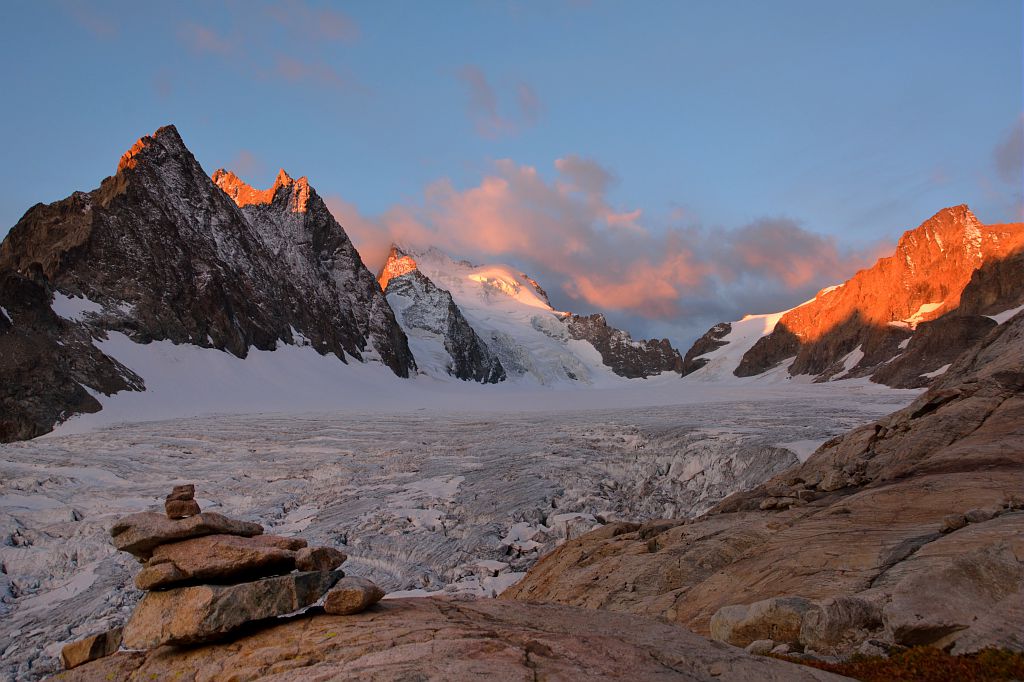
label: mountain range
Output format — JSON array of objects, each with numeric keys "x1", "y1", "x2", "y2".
[{"x1": 1, "y1": 125, "x2": 1022, "y2": 442}]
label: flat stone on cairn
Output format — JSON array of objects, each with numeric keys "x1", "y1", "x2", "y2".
[
  {"x1": 165, "y1": 483, "x2": 201, "y2": 519},
  {"x1": 133, "y1": 533, "x2": 303, "y2": 590},
  {"x1": 123, "y1": 570, "x2": 345, "y2": 648},
  {"x1": 110, "y1": 511, "x2": 263, "y2": 560}
]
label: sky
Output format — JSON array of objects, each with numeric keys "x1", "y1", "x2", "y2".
[{"x1": 1, "y1": 0, "x2": 1021, "y2": 346}]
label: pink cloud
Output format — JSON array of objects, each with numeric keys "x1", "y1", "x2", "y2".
[{"x1": 326, "y1": 156, "x2": 875, "y2": 322}]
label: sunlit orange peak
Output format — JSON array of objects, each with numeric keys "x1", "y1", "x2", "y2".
[
  {"x1": 377, "y1": 245, "x2": 419, "y2": 290},
  {"x1": 212, "y1": 167, "x2": 311, "y2": 213}
]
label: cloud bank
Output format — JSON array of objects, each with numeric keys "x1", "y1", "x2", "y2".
[{"x1": 325, "y1": 156, "x2": 887, "y2": 345}]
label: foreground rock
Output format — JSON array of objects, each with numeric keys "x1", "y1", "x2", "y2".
[
  {"x1": 323, "y1": 576, "x2": 385, "y2": 615},
  {"x1": 59, "y1": 627, "x2": 122, "y2": 671},
  {"x1": 57, "y1": 598, "x2": 847, "y2": 681},
  {"x1": 123, "y1": 569, "x2": 344, "y2": 648},
  {"x1": 710, "y1": 596, "x2": 814, "y2": 648},
  {"x1": 504, "y1": 310, "x2": 1024, "y2": 657},
  {"x1": 110, "y1": 511, "x2": 263, "y2": 560}
]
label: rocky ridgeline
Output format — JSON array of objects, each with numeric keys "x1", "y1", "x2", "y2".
[{"x1": 58, "y1": 485, "x2": 385, "y2": 671}]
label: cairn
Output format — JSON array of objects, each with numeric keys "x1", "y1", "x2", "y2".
[{"x1": 60, "y1": 485, "x2": 385, "y2": 670}]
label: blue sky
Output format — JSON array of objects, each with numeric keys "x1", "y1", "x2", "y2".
[{"x1": 2, "y1": 1, "x2": 1021, "y2": 343}]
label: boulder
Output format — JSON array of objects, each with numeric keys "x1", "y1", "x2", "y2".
[
  {"x1": 60, "y1": 627, "x2": 122, "y2": 670},
  {"x1": 295, "y1": 546, "x2": 347, "y2": 572},
  {"x1": 940, "y1": 513, "x2": 967, "y2": 533},
  {"x1": 165, "y1": 498, "x2": 201, "y2": 519},
  {"x1": 323, "y1": 576, "x2": 385, "y2": 615},
  {"x1": 964, "y1": 508, "x2": 996, "y2": 524},
  {"x1": 110, "y1": 511, "x2": 263, "y2": 560},
  {"x1": 745, "y1": 639, "x2": 774, "y2": 655},
  {"x1": 122, "y1": 569, "x2": 344, "y2": 648},
  {"x1": 134, "y1": 534, "x2": 298, "y2": 590},
  {"x1": 882, "y1": 543, "x2": 1022, "y2": 647},
  {"x1": 799, "y1": 596, "x2": 882, "y2": 654},
  {"x1": 710, "y1": 596, "x2": 814, "y2": 647}
]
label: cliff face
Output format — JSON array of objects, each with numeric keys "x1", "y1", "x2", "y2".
[
  {"x1": 211, "y1": 169, "x2": 415, "y2": 376},
  {"x1": 0, "y1": 125, "x2": 414, "y2": 441},
  {"x1": 504, "y1": 309, "x2": 1024, "y2": 655}
]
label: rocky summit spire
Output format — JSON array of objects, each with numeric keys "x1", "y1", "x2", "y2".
[
  {"x1": 212, "y1": 167, "x2": 311, "y2": 212},
  {"x1": 377, "y1": 245, "x2": 419, "y2": 290}
]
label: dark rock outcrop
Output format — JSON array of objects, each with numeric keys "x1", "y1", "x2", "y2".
[
  {"x1": 680, "y1": 322, "x2": 731, "y2": 376},
  {"x1": 564, "y1": 313, "x2": 684, "y2": 378},
  {"x1": 0, "y1": 125, "x2": 415, "y2": 441},
  {"x1": 0, "y1": 268, "x2": 143, "y2": 441}
]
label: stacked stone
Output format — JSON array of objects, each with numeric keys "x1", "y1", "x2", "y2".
[{"x1": 61, "y1": 485, "x2": 386, "y2": 670}]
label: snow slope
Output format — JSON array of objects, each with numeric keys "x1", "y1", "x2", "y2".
[
  {"x1": 48, "y1": 327, "x2": 920, "y2": 437},
  {"x1": 683, "y1": 309, "x2": 802, "y2": 383},
  {"x1": 395, "y1": 248, "x2": 625, "y2": 385}
]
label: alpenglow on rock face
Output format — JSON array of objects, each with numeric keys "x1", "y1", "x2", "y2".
[
  {"x1": 681, "y1": 205, "x2": 1024, "y2": 386},
  {"x1": 0, "y1": 125, "x2": 414, "y2": 441}
]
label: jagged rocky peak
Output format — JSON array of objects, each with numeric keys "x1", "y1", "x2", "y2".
[
  {"x1": 680, "y1": 205, "x2": 1024, "y2": 387},
  {"x1": 563, "y1": 312, "x2": 683, "y2": 379},
  {"x1": 377, "y1": 244, "x2": 420, "y2": 290},
  {"x1": 212, "y1": 168, "x2": 311, "y2": 212},
  {"x1": 0, "y1": 124, "x2": 416, "y2": 441}
]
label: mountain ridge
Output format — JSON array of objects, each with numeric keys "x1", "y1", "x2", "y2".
[
  {"x1": 0, "y1": 125, "x2": 414, "y2": 440},
  {"x1": 682, "y1": 205, "x2": 1024, "y2": 387}
]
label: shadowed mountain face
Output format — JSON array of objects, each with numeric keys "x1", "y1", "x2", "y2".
[
  {"x1": 0, "y1": 125, "x2": 414, "y2": 441},
  {"x1": 563, "y1": 313, "x2": 683, "y2": 379},
  {"x1": 683, "y1": 206, "x2": 1024, "y2": 386}
]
